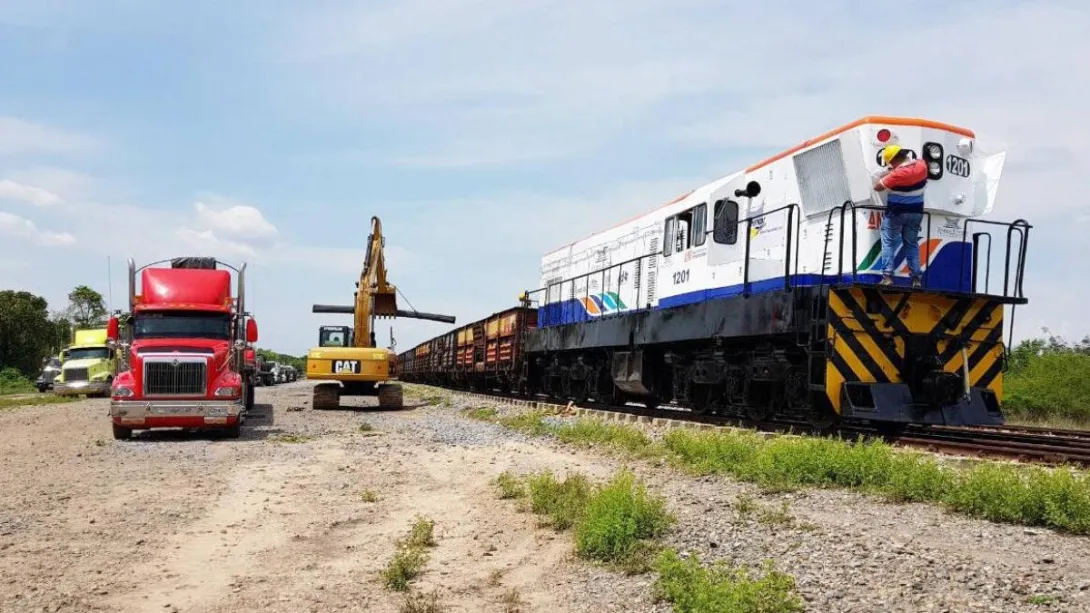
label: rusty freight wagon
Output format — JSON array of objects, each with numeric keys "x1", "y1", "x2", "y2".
[{"x1": 398, "y1": 305, "x2": 537, "y2": 394}]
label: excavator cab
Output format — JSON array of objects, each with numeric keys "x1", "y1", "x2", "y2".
[{"x1": 318, "y1": 325, "x2": 353, "y2": 348}]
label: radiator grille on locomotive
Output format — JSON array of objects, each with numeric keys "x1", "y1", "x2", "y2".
[
  {"x1": 143, "y1": 358, "x2": 207, "y2": 396},
  {"x1": 63, "y1": 368, "x2": 89, "y2": 382}
]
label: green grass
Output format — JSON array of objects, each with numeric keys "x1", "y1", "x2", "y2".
[
  {"x1": 497, "y1": 469, "x2": 674, "y2": 572},
  {"x1": 382, "y1": 516, "x2": 439, "y2": 592},
  {"x1": 662, "y1": 428, "x2": 1090, "y2": 534},
  {"x1": 493, "y1": 466, "x2": 802, "y2": 611},
  {"x1": 464, "y1": 407, "x2": 499, "y2": 421},
  {"x1": 360, "y1": 489, "x2": 380, "y2": 503},
  {"x1": 382, "y1": 546, "x2": 429, "y2": 592},
  {"x1": 573, "y1": 470, "x2": 674, "y2": 567},
  {"x1": 406, "y1": 516, "x2": 436, "y2": 548},
  {"x1": 525, "y1": 470, "x2": 594, "y2": 531},
  {"x1": 653, "y1": 549, "x2": 804, "y2": 613},
  {"x1": 465, "y1": 402, "x2": 1090, "y2": 536},
  {"x1": 495, "y1": 471, "x2": 526, "y2": 499},
  {"x1": 554, "y1": 419, "x2": 658, "y2": 457},
  {"x1": 497, "y1": 410, "x2": 556, "y2": 436},
  {"x1": 0, "y1": 394, "x2": 77, "y2": 411}
]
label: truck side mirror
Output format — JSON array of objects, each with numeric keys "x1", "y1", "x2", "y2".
[
  {"x1": 106, "y1": 316, "x2": 119, "y2": 342},
  {"x1": 246, "y1": 318, "x2": 259, "y2": 343}
]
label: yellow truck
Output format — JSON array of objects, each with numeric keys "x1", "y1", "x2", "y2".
[{"x1": 53, "y1": 328, "x2": 119, "y2": 397}]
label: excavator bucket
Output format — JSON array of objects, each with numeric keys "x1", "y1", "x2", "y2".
[{"x1": 373, "y1": 291, "x2": 398, "y2": 317}]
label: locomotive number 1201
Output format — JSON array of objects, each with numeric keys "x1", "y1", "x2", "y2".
[{"x1": 672, "y1": 269, "x2": 690, "y2": 285}]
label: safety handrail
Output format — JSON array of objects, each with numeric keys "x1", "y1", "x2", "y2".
[{"x1": 523, "y1": 203, "x2": 804, "y2": 325}]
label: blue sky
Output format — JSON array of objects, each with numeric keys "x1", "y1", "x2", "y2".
[{"x1": 1, "y1": 0, "x2": 1088, "y2": 355}]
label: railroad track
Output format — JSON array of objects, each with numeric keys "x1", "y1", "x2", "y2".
[
  {"x1": 414, "y1": 385, "x2": 1090, "y2": 468},
  {"x1": 893, "y1": 424, "x2": 1090, "y2": 467}
]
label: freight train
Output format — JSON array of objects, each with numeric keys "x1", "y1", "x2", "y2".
[{"x1": 397, "y1": 116, "x2": 1031, "y2": 430}]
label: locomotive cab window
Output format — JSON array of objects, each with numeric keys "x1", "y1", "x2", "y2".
[
  {"x1": 713, "y1": 199, "x2": 740, "y2": 245},
  {"x1": 663, "y1": 203, "x2": 708, "y2": 257}
]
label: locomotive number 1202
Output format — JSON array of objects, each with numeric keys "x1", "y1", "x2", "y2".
[{"x1": 672, "y1": 269, "x2": 690, "y2": 285}]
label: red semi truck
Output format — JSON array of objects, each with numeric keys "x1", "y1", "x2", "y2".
[{"x1": 106, "y1": 257, "x2": 259, "y2": 440}]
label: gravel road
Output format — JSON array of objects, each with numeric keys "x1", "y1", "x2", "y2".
[{"x1": 1, "y1": 383, "x2": 1088, "y2": 612}]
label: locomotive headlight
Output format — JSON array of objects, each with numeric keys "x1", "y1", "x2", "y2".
[
  {"x1": 929, "y1": 161, "x2": 941, "y2": 175},
  {"x1": 926, "y1": 144, "x2": 942, "y2": 160}
]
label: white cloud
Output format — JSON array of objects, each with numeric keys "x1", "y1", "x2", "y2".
[
  {"x1": 0, "y1": 179, "x2": 62, "y2": 206},
  {"x1": 0, "y1": 211, "x2": 75, "y2": 246},
  {"x1": 0, "y1": 117, "x2": 98, "y2": 156},
  {"x1": 192, "y1": 194, "x2": 278, "y2": 241},
  {"x1": 175, "y1": 227, "x2": 259, "y2": 259}
]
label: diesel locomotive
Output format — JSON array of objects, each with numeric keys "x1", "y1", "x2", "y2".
[{"x1": 397, "y1": 116, "x2": 1030, "y2": 430}]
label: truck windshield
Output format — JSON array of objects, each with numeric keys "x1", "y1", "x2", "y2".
[
  {"x1": 134, "y1": 312, "x2": 232, "y2": 340},
  {"x1": 66, "y1": 347, "x2": 111, "y2": 361}
]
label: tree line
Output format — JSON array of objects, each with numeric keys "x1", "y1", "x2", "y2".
[
  {"x1": 0, "y1": 285, "x2": 109, "y2": 378},
  {"x1": 1, "y1": 284, "x2": 306, "y2": 382}
]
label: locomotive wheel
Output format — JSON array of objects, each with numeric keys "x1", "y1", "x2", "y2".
[
  {"x1": 312, "y1": 383, "x2": 341, "y2": 410},
  {"x1": 807, "y1": 397, "x2": 840, "y2": 431},
  {"x1": 689, "y1": 384, "x2": 716, "y2": 416},
  {"x1": 378, "y1": 383, "x2": 404, "y2": 409}
]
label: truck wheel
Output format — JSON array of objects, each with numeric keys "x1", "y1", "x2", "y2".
[
  {"x1": 313, "y1": 383, "x2": 340, "y2": 410},
  {"x1": 112, "y1": 423, "x2": 132, "y2": 440},
  {"x1": 378, "y1": 383, "x2": 404, "y2": 410},
  {"x1": 223, "y1": 420, "x2": 242, "y2": 439}
]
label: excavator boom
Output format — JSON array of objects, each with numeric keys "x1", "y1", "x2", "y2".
[{"x1": 305, "y1": 215, "x2": 456, "y2": 410}]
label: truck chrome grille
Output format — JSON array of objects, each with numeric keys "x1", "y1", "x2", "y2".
[
  {"x1": 143, "y1": 358, "x2": 207, "y2": 396},
  {"x1": 63, "y1": 368, "x2": 89, "y2": 382}
]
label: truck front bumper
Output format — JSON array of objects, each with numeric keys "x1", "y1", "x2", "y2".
[
  {"x1": 54, "y1": 380, "x2": 111, "y2": 396},
  {"x1": 110, "y1": 398, "x2": 244, "y2": 429}
]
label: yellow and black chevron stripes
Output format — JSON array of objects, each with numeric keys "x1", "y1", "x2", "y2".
[{"x1": 824, "y1": 288, "x2": 1006, "y2": 413}]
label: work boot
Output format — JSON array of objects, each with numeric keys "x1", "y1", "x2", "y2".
[
  {"x1": 879, "y1": 275, "x2": 893, "y2": 286},
  {"x1": 912, "y1": 277, "x2": 922, "y2": 288}
]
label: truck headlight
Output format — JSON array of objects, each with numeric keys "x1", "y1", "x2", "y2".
[
  {"x1": 113, "y1": 386, "x2": 134, "y2": 398},
  {"x1": 214, "y1": 386, "x2": 240, "y2": 398}
]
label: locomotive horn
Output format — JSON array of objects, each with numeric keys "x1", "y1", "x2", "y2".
[{"x1": 734, "y1": 180, "x2": 762, "y2": 199}]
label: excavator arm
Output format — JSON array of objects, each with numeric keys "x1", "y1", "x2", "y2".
[{"x1": 312, "y1": 216, "x2": 455, "y2": 348}]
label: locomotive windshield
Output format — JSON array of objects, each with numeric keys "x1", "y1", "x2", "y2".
[{"x1": 133, "y1": 311, "x2": 232, "y2": 340}]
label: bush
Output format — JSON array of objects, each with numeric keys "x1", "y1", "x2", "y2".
[
  {"x1": 574, "y1": 470, "x2": 674, "y2": 565},
  {"x1": 0, "y1": 367, "x2": 35, "y2": 395},
  {"x1": 525, "y1": 470, "x2": 593, "y2": 530},
  {"x1": 653, "y1": 549, "x2": 804, "y2": 613},
  {"x1": 1004, "y1": 351, "x2": 1090, "y2": 425}
]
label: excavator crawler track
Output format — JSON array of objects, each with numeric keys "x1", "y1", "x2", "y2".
[
  {"x1": 312, "y1": 383, "x2": 341, "y2": 410},
  {"x1": 377, "y1": 383, "x2": 404, "y2": 409}
]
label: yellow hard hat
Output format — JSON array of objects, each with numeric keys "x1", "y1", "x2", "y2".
[{"x1": 880, "y1": 145, "x2": 902, "y2": 166}]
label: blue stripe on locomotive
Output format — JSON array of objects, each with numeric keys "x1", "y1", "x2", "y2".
[{"x1": 537, "y1": 241, "x2": 974, "y2": 328}]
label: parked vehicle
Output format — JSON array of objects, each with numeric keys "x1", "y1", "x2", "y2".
[
  {"x1": 53, "y1": 328, "x2": 119, "y2": 397},
  {"x1": 107, "y1": 256, "x2": 259, "y2": 440},
  {"x1": 36, "y1": 356, "x2": 62, "y2": 393}
]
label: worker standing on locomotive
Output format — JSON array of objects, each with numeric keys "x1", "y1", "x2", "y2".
[{"x1": 873, "y1": 144, "x2": 928, "y2": 288}]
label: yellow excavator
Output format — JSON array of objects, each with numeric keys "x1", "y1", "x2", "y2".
[{"x1": 306, "y1": 216, "x2": 456, "y2": 410}]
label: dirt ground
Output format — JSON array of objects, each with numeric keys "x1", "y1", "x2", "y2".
[
  {"x1": 2, "y1": 382, "x2": 1089, "y2": 613},
  {"x1": 0, "y1": 383, "x2": 647, "y2": 613}
]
